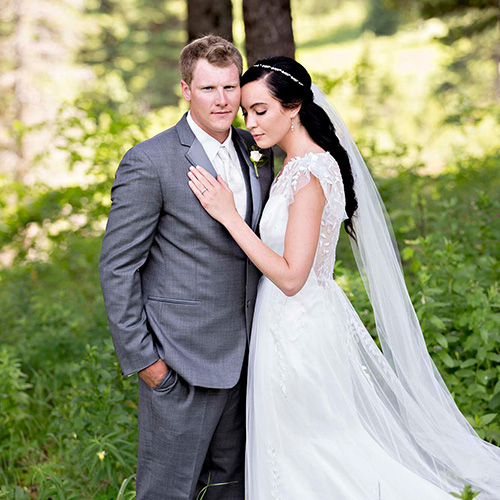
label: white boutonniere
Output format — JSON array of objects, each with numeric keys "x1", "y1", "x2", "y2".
[{"x1": 248, "y1": 145, "x2": 268, "y2": 178}]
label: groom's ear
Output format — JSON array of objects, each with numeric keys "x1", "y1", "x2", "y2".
[{"x1": 180, "y1": 80, "x2": 191, "y2": 102}]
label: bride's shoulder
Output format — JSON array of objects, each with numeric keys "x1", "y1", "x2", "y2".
[
  {"x1": 286, "y1": 151, "x2": 342, "y2": 184},
  {"x1": 275, "y1": 151, "x2": 346, "y2": 208}
]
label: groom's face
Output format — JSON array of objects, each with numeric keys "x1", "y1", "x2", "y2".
[{"x1": 181, "y1": 58, "x2": 241, "y2": 143}]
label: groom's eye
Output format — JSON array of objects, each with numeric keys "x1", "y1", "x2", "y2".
[{"x1": 202, "y1": 87, "x2": 213, "y2": 91}]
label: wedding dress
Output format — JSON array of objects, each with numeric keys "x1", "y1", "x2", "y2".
[{"x1": 245, "y1": 150, "x2": 500, "y2": 499}]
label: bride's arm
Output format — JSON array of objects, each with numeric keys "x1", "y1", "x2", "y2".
[{"x1": 188, "y1": 166, "x2": 325, "y2": 297}]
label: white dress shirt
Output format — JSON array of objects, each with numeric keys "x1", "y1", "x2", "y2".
[{"x1": 186, "y1": 112, "x2": 247, "y2": 218}]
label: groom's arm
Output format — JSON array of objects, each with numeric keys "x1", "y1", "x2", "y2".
[{"x1": 99, "y1": 146, "x2": 163, "y2": 377}]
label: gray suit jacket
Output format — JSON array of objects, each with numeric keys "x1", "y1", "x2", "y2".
[{"x1": 99, "y1": 114, "x2": 274, "y2": 388}]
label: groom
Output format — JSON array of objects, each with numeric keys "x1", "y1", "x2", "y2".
[{"x1": 99, "y1": 35, "x2": 273, "y2": 499}]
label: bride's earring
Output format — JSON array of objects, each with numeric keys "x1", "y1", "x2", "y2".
[{"x1": 291, "y1": 118, "x2": 295, "y2": 132}]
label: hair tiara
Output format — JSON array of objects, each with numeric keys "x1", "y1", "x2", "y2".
[{"x1": 252, "y1": 64, "x2": 305, "y2": 87}]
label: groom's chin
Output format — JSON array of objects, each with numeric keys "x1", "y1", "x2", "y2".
[{"x1": 213, "y1": 115, "x2": 237, "y2": 132}]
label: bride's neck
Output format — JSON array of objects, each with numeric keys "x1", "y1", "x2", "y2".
[{"x1": 278, "y1": 123, "x2": 324, "y2": 161}]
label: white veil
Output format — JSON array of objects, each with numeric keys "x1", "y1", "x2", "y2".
[{"x1": 311, "y1": 83, "x2": 500, "y2": 497}]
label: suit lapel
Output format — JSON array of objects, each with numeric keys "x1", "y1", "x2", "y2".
[
  {"x1": 233, "y1": 128, "x2": 262, "y2": 231},
  {"x1": 176, "y1": 114, "x2": 218, "y2": 178},
  {"x1": 177, "y1": 116, "x2": 264, "y2": 232}
]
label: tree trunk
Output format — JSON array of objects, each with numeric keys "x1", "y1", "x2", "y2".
[
  {"x1": 242, "y1": 0, "x2": 295, "y2": 66},
  {"x1": 187, "y1": 0, "x2": 233, "y2": 42}
]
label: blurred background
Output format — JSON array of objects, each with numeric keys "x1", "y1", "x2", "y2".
[{"x1": 1, "y1": 0, "x2": 499, "y2": 498}]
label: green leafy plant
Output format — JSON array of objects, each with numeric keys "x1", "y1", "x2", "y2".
[
  {"x1": 195, "y1": 474, "x2": 238, "y2": 500},
  {"x1": 451, "y1": 484, "x2": 481, "y2": 499}
]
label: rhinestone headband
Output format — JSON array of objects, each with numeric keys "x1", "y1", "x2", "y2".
[{"x1": 253, "y1": 64, "x2": 305, "y2": 87}]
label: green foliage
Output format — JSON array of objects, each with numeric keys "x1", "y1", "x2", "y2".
[
  {"x1": 396, "y1": 0, "x2": 498, "y2": 22},
  {"x1": 307, "y1": 22, "x2": 500, "y2": 178},
  {"x1": 0, "y1": 348, "x2": 31, "y2": 440},
  {"x1": 0, "y1": 252, "x2": 139, "y2": 496},
  {"x1": 0, "y1": 104, "x2": 142, "y2": 492},
  {"x1": 115, "y1": 474, "x2": 136, "y2": 500},
  {"x1": 291, "y1": 0, "x2": 336, "y2": 16},
  {"x1": 80, "y1": 0, "x2": 185, "y2": 109},
  {"x1": 400, "y1": 184, "x2": 500, "y2": 442},
  {"x1": 452, "y1": 484, "x2": 481, "y2": 499},
  {"x1": 364, "y1": 0, "x2": 400, "y2": 36},
  {"x1": 387, "y1": 0, "x2": 499, "y2": 61},
  {"x1": 0, "y1": 348, "x2": 32, "y2": 487},
  {"x1": 0, "y1": 486, "x2": 30, "y2": 500},
  {"x1": 0, "y1": 96, "x2": 155, "y2": 270}
]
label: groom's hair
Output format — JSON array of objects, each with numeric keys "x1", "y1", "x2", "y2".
[{"x1": 180, "y1": 35, "x2": 243, "y2": 85}]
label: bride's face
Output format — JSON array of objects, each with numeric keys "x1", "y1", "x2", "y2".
[{"x1": 241, "y1": 80, "x2": 295, "y2": 149}]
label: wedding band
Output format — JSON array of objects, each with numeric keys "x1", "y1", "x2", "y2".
[{"x1": 201, "y1": 188, "x2": 207, "y2": 194}]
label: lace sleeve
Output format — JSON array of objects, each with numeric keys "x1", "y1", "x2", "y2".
[{"x1": 277, "y1": 152, "x2": 347, "y2": 224}]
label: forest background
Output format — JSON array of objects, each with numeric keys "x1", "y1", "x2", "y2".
[{"x1": 1, "y1": 0, "x2": 499, "y2": 498}]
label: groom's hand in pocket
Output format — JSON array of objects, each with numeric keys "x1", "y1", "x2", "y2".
[{"x1": 139, "y1": 359, "x2": 169, "y2": 388}]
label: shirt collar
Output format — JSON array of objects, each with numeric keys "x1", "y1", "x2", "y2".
[{"x1": 187, "y1": 111, "x2": 234, "y2": 163}]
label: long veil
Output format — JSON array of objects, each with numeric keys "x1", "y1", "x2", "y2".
[{"x1": 311, "y1": 84, "x2": 500, "y2": 497}]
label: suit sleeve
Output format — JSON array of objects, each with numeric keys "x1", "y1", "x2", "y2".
[{"x1": 99, "y1": 146, "x2": 162, "y2": 376}]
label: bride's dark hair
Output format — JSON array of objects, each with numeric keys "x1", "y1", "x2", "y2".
[{"x1": 241, "y1": 56, "x2": 357, "y2": 239}]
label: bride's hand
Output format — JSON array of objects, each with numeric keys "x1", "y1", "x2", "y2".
[{"x1": 188, "y1": 165, "x2": 238, "y2": 225}]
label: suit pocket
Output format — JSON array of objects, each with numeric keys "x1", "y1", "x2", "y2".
[
  {"x1": 148, "y1": 296, "x2": 201, "y2": 306},
  {"x1": 152, "y1": 369, "x2": 178, "y2": 393}
]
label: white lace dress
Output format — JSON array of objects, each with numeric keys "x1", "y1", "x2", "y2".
[{"x1": 245, "y1": 152, "x2": 457, "y2": 500}]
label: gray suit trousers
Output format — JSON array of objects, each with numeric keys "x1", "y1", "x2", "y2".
[{"x1": 136, "y1": 364, "x2": 247, "y2": 500}]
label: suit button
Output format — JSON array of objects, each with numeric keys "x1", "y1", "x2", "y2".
[{"x1": 246, "y1": 300, "x2": 251, "y2": 308}]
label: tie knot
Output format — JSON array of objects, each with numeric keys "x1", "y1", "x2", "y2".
[{"x1": 218, "y1": 145, "x2": 230, "y2": 162}]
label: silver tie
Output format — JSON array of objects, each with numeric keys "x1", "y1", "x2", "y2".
[{"x1": 216, "y1": 146, "x2": 247, "y2": 218}]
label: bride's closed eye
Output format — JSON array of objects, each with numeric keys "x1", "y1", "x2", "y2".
[{"x1": 241, "y1": 110, "x2": 267, "y2": 117}]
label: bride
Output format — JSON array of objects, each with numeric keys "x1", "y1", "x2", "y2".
[{"x1": 187, "y1": 56, "x2": 500, "y2": 499}]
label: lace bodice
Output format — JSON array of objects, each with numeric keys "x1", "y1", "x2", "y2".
[{"x1": 259, "y1": 152, "x2": 347, "y2": 282}]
